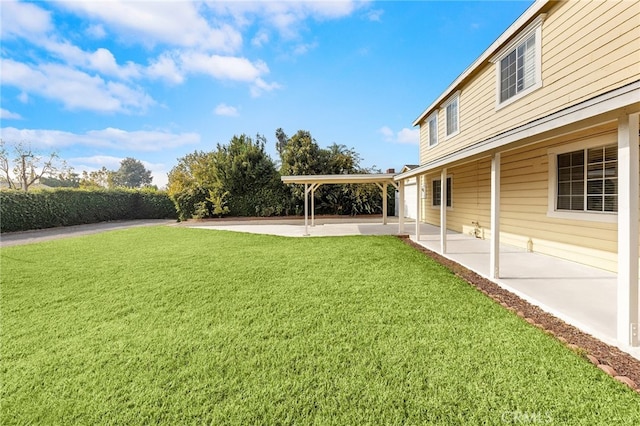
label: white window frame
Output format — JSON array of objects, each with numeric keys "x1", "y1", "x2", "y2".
[
  {"x1": 427, "y1": 112, "x2": 438, "y2": 148},
  {"x1": 431, "y1": 175, "x2": 453, "y2": 209},
  {"x1": 443, "y1": 91, "x2": 460, "y2": 139},
  {"x1": 547, "y1": 139, "x2": 617, "y2": 223},
  {"x1": 491, "y1": 14, "x2": 545, "y2": 110}
]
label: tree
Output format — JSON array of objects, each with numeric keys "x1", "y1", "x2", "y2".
[
  {"x1": 110, "y1": 157, "x2": 153, "y2": 188},
  {"x1": 275, "y1": 127, "x2": 289, "y2": 159},
  {"x1": 213, "y1": 134, "x2": 283, "y2": 216},
  {"x1": 79, "y1": 167, "x2": 112, "y2": 189},
  {"x1": 40, "y1": 167, "x2": 81, "y2": 188},
  {"x1": 0, "y1": 139, "x2": 62, "y2": 191}
]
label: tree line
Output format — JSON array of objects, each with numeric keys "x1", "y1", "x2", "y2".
[
  {"x1": 167, "y1": 129, "x2": 392, "y2": 220},
  {"x1": 2, "y1": 130, "x2": 394, "y2": 220},
  {"x1": 0, "y1": 140, "x2": 153, "y2": 190}
]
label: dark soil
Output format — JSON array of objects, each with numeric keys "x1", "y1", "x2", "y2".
[{"x1": 399, "y1": 235, "x2": 640, "y2": 392}]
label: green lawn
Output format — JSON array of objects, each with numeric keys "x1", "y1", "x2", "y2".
[{"x1": 1, "y1": 227, "x2": 639, "y2": 424}]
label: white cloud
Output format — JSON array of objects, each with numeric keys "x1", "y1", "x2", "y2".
[
  {"x1": 397, "y1": 128, "x2": 419, "y2": 144},
  {"x1": 2, "y1": 59, "x2": 154, "y2": 113},
  {"x1": 251, "y1": 31, "x2": 270, "y2": 48},
  {"x1": 293, "y1": 41, "x2": 318, "y2": 56},
  {"x1": 379, "y1": 126, "x2": 394, "y2": 142},
  {"x1": 0, "y1": 0, "x2": 52, "y2": 40},
  {"x1": 250, "y1": 78, "x2": 282, "y2": 97},
  {"x1": 58, "y1": 0, "x2": 243, "y2": 53},
  {"x1": 0, "y1": 127, "x2": 200, "y2": 152},
  {"x1": 379, "y1": 126, "x2": 419, "y2": 145},
  {"x1": 85, "y1": 24, "x2": 106, "y2": 39},
  {"x1": 367, "y1": 9, "x2": 384, "y2": 22},
  {"x1": 0, "y1": 108, "x2": 23, "y2": 120},
  {"x1": 180, "y1": 52, "x2": 268, "y2": 81},
  {"x1": 214, "y1": 103, "x2": 239, "y2": 117},
  {"x1": 147, "y1": 53, "x2": 184, "y2": 84},
  {"x1": 17, "y1": 92, "x2": 29, "y2": 103}
]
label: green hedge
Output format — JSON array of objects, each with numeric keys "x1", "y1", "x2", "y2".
[{"x1": 0, "y1": 189, "x2": 177, "y2": 233}]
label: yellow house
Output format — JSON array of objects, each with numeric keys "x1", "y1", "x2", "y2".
[{"x1": 395, "y1": 0, "x2": 640, "y2": 347}]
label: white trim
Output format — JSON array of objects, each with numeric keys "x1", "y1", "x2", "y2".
[
  {"x1": 490, "y1": 153, "x2": 501, "y2": 279},
  {"x1": 493, "y1": 17, "x2": 544, "y2": 111},
  {"x1": 617, "y1": 113, "x2": 639, "y2": 346},
  {"x1": 443, "y1": 92, "x2": 460, "y2": 139},
  {"x1": 412, "y1": 1, "x2": 549, "y2": 126},
  {"x1": 546, "y1": 139, "x2": 619, "y2": 223},
  {"x1": 440, "y1": 168, "x2": 448, "y2": 254}
]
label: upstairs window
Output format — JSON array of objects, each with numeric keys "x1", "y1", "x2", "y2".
[
  {"x1": 500, "y1": 33, "x2": 536, "y2": 103},
  {"x1": 491, "y1": 15, "x2": 545, "y2": 108},
  {"x1": 428, "y1": 112, "x2": 438, "y2": 147},
  {"x1": 556, "y1": 144, "x2": 617, "y2": 213},
  {"x1": 444, "y1": 94, "x2": 459, "y2": 137}
]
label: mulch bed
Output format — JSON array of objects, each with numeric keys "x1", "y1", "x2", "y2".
[{"x1": 399, "y1": 235, "x2": 640, "y2": 393}]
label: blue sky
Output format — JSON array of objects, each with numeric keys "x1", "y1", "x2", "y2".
[{"x1": 0, "y1": 0, "x2": 533, "y2": 188}]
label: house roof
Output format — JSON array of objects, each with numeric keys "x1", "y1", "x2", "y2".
[{"x1": 412, "y1": 0, "x2": 549, "y2": 127}]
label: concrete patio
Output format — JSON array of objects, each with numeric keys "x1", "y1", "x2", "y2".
[{"x1": 192, "y1": 216, "x2": 640, "y2": 361}]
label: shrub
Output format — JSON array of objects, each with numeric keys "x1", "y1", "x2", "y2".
[{"x1": 0, "y1": 188, "x2": 177, "y2": 233}]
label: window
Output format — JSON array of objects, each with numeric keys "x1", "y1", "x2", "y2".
[
  {"x1": 428, "y1": 113, "x2": 438, "y2": 147},
  {"x1": 491, "y1": 14, "x2": 544, "y2": 108},
  {"x1": 500, "y1": 33, "x2": 536, "y2": 103},
  {"x1": 444, "y1": 94, "x2": 459, "y2": 137},
  {"x1": 432, "y1": 177, "x2": 452, "y2": 207},
  {"x1": 556, "y1": 144, "x2": 617, "y2": 213}
]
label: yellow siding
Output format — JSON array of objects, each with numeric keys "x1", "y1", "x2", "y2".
[
  {"x1": 419, "y1": 0, "x2": 640, "y2": 164},
  {"x1": 416, "y1": 123, "x2": 640, "y2": 272}
]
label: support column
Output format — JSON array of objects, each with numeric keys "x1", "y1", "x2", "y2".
[
  {"x1": 617, "y1": 113, "x2": 639, "y2": 347},
  {"x1": 490, "y1": 152, "x2": 501, "y2": 279},
  {"x1": 398, "y1": 180, "x2": 405, "y2": 234},
  {"x1": 311, "y1": 183, "x2": 318, "y2": 227},
  {"x1": 304, "y1": 183, "x2": 309, "y2": 236},
  {"x1": 415, "y1": 175, "x2": 421, "y2": 241},
  {"x1": 440, "y1": 168, "x2": 447, "y2": 254},
  {"x1": 382, "y1": 182, "x2": 388, "y2": 225}
]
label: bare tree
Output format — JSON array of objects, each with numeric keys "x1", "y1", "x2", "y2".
[{"x1": 0, "y1": 139, "x2": 61, "y2": 191}]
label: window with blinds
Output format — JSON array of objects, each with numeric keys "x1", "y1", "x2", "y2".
[
  {"x1": 557, "y1": 145, "x2": 617, "y2": 213},
  {"x1": 500, "y1": 33, "x2": 536, "y2": 103}
]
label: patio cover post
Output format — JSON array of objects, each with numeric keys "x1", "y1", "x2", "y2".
[
  {"x1": 440, "y1": 168, "x2": 447, "y2": 254},
  {"x1": 617, "y1": 113, "x2": 639, "y2": 347},
  {"x1": 383, "y1": 182, "x2": 388, "y2": 225},
  {"x1": 304, "y1": 183, "x2": 309, "y2": 236},
  {"x1": 490, "y1": 152, "x2": 501, "y2": 279},
  {"x1": 398, "y1": 180, "x2": 405, "y2": 233},
  {"x1": 415, "y1": 175, "x2": 421, "y2": 241},
  {"x1": 311, "y1": 183, "x2": 320, "y2": 227}
]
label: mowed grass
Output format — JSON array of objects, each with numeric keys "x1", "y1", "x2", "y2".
[{"x1": 1, "y1": 227, "x2": 639, "y2": 424}]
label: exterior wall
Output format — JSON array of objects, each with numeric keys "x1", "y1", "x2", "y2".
[
  {"x1": 419, "y1": 0, "x2": 640, "y2": 165},
  {"x1": 418, "y1": 120, "x2": 640, "y2": 273},
  {"x1": 420, "y1": 158, "x2": 492, "y2": 238}
]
